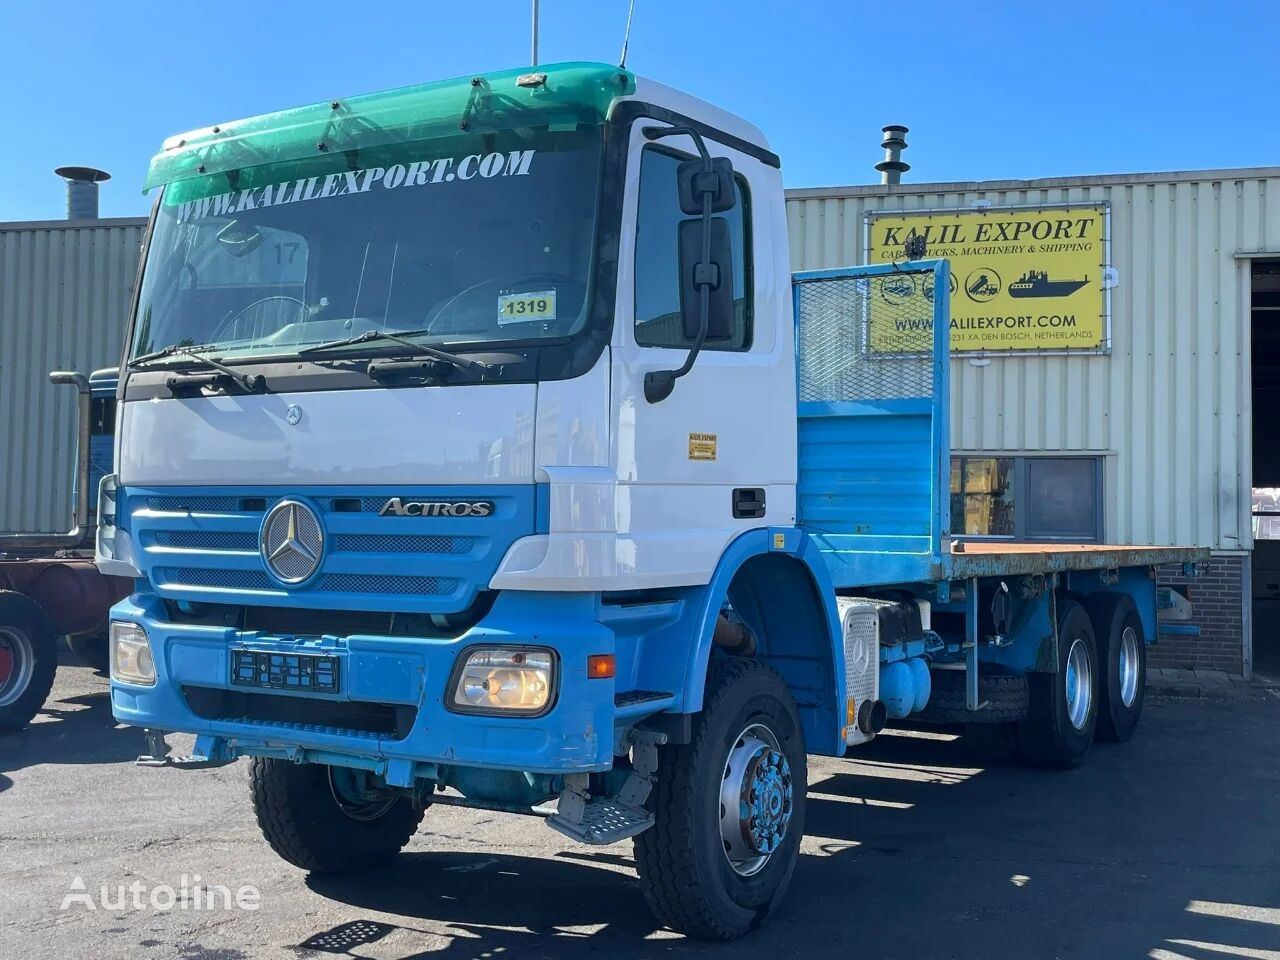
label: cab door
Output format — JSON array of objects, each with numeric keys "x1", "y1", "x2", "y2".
[{"x1": 609, "y1": 118, "x2": 796, "y2": 588}]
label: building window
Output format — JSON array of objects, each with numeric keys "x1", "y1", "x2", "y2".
[
  {"x1": 633, "y1": 145, "x2": 751, "y2": 350},
  {"x1": 1253, "y1": 488, "x2": 1280, "y2": 540},
  {"x1": 951, "y1": 456, "x2": 1102, "y2": 541}
]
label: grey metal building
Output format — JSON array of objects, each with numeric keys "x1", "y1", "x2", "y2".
[
  {"x1": 3, "y1": 160, "x2": 1277, "y2": 678},
  {"x1": 0, "y1": 214, "x2": 146, "y2": 534}
]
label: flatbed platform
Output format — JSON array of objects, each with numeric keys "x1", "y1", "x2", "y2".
[{"x1": 946, "y1": 542, "x2": 1209, "y2": 580}]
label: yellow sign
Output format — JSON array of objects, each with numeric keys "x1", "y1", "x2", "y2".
[
  {"x1": 688, "y1": 432, "x2": 717, "y2": 461},
  {"x1": 866, "y1": 206, "x2": 1107, "y2": 353}
]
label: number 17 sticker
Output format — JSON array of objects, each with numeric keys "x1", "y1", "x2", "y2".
[{"x1": 498, "y1": 290, "x2": 557, "y2": 324}]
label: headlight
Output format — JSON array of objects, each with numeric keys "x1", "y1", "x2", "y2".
[
  {"x1": 449, "y1": 646, "x2": 555, "y2": 716},
  {"x1": 110, "y1": 620, "x2": 156, "y2": 686}
]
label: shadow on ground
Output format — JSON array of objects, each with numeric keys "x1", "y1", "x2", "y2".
[
  {"x1": 0, "y1": 656, "x2": 140, "y2": 785},
  {"x1": 299, "y1": 700, "x2": 1280, "y2": 960}
]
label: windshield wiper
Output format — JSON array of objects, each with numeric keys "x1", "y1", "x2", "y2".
[
  {"x1": 297, "y1": 329, "x2": 493, "y2": 373},
  {"x1": 129, "y1": 344, "x2": 266, "y2": 393}
]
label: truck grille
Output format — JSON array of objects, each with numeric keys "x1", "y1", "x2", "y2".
[{"x1": 128, "y1": 485, "x2": 532, "y2": 614}]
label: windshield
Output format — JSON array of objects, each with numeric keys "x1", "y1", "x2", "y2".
[{"x1": 132, "y1": 124, "x2": 602, "y2": 362}]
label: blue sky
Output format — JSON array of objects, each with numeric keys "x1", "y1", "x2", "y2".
[{"x1": 2, "y1": 0, "x2": 1275, "y2": 221}]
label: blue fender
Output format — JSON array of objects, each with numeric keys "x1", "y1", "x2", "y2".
[{"x1": 667, "y1": 527, "x2": 846, "y2": 756}]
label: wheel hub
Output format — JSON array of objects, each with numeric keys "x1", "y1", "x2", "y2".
[
  {"x1": 327, "y1": 766, "x2": 398, "y2": 821},
  {"x1": 720, "y1": 724, "x2": 793, "y2": 876},
  {"x1": 1119, "y1": 626, "x2": 1141, "y2": 708},
  {"x1": 0, "y1": 628, "x2": 35, "y2": 708},
  {"x1": 1064, "y1": 637, "x2": 1093, "y2": 730}
]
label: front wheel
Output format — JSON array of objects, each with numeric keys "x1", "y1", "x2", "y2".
[
  {"x1": 249, "y1": 759, "x2": 426, "y2": 873},
  {"x1": 635, "y1": 657, "x2": 807, "y2": 940}
]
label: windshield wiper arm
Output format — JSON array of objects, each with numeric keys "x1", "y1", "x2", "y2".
[
  {"x1": 298, "y1": 329, "x2": 493, "y2": 373},
  {"x1": 130, "y1": 344, "x2": 265, "y2": 393}
]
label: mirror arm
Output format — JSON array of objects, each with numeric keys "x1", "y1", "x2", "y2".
[{"x1": 641, "y1": 126, "x2": 716, "y2": 404}]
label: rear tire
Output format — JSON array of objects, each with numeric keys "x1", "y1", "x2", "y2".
[
  {"x1": 635, "y1": 657, "x2": 806, "y2": 940},
  {"x1": 1015, "y1": 599, "x2": 1098, "y2": 768},
  {"x1": 1085, "y1": 593, "x2": 1146, "y2": 743},
  {"x1": 249, "y1": 758, "x2": 426, "y2": 873},
  {"x1": 0, "y1": 591, "x2": 59, "y2": 734}
]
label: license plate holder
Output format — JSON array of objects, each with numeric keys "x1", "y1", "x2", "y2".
[{"x1": 230, "y1": 649, "x2": 341, "y2": 694}]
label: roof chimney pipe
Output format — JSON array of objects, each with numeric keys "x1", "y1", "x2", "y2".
[
  {"x1": 54, "y1": 166, "x2": 111, "y2": 220},
  {"x1": 875, "y1": 125, "x2": 909, "y2": 186}
]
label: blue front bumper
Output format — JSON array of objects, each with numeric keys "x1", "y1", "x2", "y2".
[{"x1": 110, "y1": 590, "x2": 617, "y2": 775}]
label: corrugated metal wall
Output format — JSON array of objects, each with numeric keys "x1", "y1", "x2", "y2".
[
  {"x1": 0, "y1": 218, "x2": 145, "y2": 533},
  {"x1": 786, "y1": 170, "x2": 1280, "y2": 550}
]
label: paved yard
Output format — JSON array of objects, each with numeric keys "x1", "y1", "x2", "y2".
[{"x1": 2, "y1": 657, "x2": 1278, "y2": 960}]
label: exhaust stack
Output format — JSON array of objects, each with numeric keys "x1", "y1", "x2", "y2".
[
  {"x1": 54, "y1": 166, "x2": 111, "y2": 220},
  {"x1": 875, "y1": 125, "x2": 909, "y2": 185}
]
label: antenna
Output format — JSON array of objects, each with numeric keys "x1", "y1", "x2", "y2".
[
  {"x1": 619, "y1": 0, "x2": 636, "y2": 68},
  {"x1": 531, "y1": 0, "x2": 539, "y2": 65}
]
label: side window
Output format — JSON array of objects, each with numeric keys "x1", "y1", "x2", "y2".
[{"x1": 634, "y1": 145, "x2": 751, "y2": 350}]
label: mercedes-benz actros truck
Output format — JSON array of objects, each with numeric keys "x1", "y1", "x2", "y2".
[{"x1": 97, "y1": 62, "x2": 1203, "y2": 940}]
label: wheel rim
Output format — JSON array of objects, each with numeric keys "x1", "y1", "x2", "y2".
[
  {"x1": 327, "y1": 767, "x2": 398, "y2": 821},
  {"x1": 1064, "y1": 637, "x2": 1093, "y2": 730},
  {"x1": 0, "y1": 628, "x2": 35, "y2": 708},
  {"x1": 1119, "y1": 626, "x2": 1141, "y2": 708},
  {"x1": 719, "y1": 722, "x2": 794, "y2": 877}
]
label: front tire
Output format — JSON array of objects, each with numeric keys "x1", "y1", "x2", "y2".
[
  {"x1": 1015, "y1": 599, "x2": 1098, "y2": 768},
  {"x1": 0, "y1": 591, "x2": 59, "y2": 734},
  {"x1": 249, "y1": 759, "x2": 426, "y2": 873},
  {"x1": 635, "y1": 657, "x2": 806, "y2": 940}
]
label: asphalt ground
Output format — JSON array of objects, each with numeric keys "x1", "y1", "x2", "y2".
[{"x1": 2, "y1": 655, "x2": 1278, "y2": 960}]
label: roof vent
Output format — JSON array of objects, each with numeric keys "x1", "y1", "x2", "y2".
[
  {"x1": 54, "y1": 166, "x2": 111, "y2": 220},
  {"x1": 875, "y1": 126, "x2": 909, "y2": 186}
]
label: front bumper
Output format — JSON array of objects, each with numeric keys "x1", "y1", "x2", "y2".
[{"x1": 109, "y1": 590, "x2": 616, "y2": 775}]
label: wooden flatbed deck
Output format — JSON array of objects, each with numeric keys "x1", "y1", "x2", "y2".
[{"x1": 946, "y1": 541, "x2": 1208, "y2": 579}]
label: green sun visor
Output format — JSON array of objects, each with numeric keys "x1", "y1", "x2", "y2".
[{"x1": 144, "y1": 62, "x2": 635, "y2": 192}]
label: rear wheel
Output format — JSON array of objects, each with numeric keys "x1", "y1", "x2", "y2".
[
  {"x1": 635, "y1": 657, "x2": 806, "y2": 940},
  {"x1": 0, "y1": 591, "x2": 59, "y2": 734},
  {"x1": 1015, "y1": 599, "x2": 1098, "y2": 768},
  {"x1": 1086, "y1": 593, "x2": 1146, "y2": 743},
  {"x1": 249, "y1": 759, "x2": 426, "y2": 873}
]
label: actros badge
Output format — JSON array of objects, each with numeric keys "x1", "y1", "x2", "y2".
[{"x1": 379, "y1": 498, "x2": 494, "y2": 518}]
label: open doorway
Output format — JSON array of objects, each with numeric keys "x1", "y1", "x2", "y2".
[{"x1": 1250, "y1": 259, "x2": 1280, "y2": 679}]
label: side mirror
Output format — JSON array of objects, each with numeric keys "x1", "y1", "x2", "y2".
[
  {"x1": 678, "y1": 217, "x2": 735, "y2": 341},
  {"x1": 676, "y1": 157, "x2": 736, "y2": 215}
]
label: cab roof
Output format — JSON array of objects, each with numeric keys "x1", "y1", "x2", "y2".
[{"x1": 145, "y1": 62, "x2": 773, "y2": 192}]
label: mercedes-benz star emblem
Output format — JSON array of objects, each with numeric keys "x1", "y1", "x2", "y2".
[
  {"x1": 285, "y1": 404, "x2": 303, "y2": 426},
  {"x1": 261, "y1": 500, "x2": 324, "y2": 585}
]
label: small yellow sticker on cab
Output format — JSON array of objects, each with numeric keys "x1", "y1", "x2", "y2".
[{"x1": 688, "y1": 432, "x2": 717, "y2": 461}]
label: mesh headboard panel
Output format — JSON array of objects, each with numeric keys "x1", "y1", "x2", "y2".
[{"x1": 795, "y1": 269, "x2": 937, "y2": 403}]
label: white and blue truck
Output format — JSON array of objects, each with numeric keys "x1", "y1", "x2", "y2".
[{"x1": 97, "y1": 62, "x2": 1205, "y2": 939}]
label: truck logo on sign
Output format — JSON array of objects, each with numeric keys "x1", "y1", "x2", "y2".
[{"x1": 378, "y1": 498, "x2": 494, "y2": 518}]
